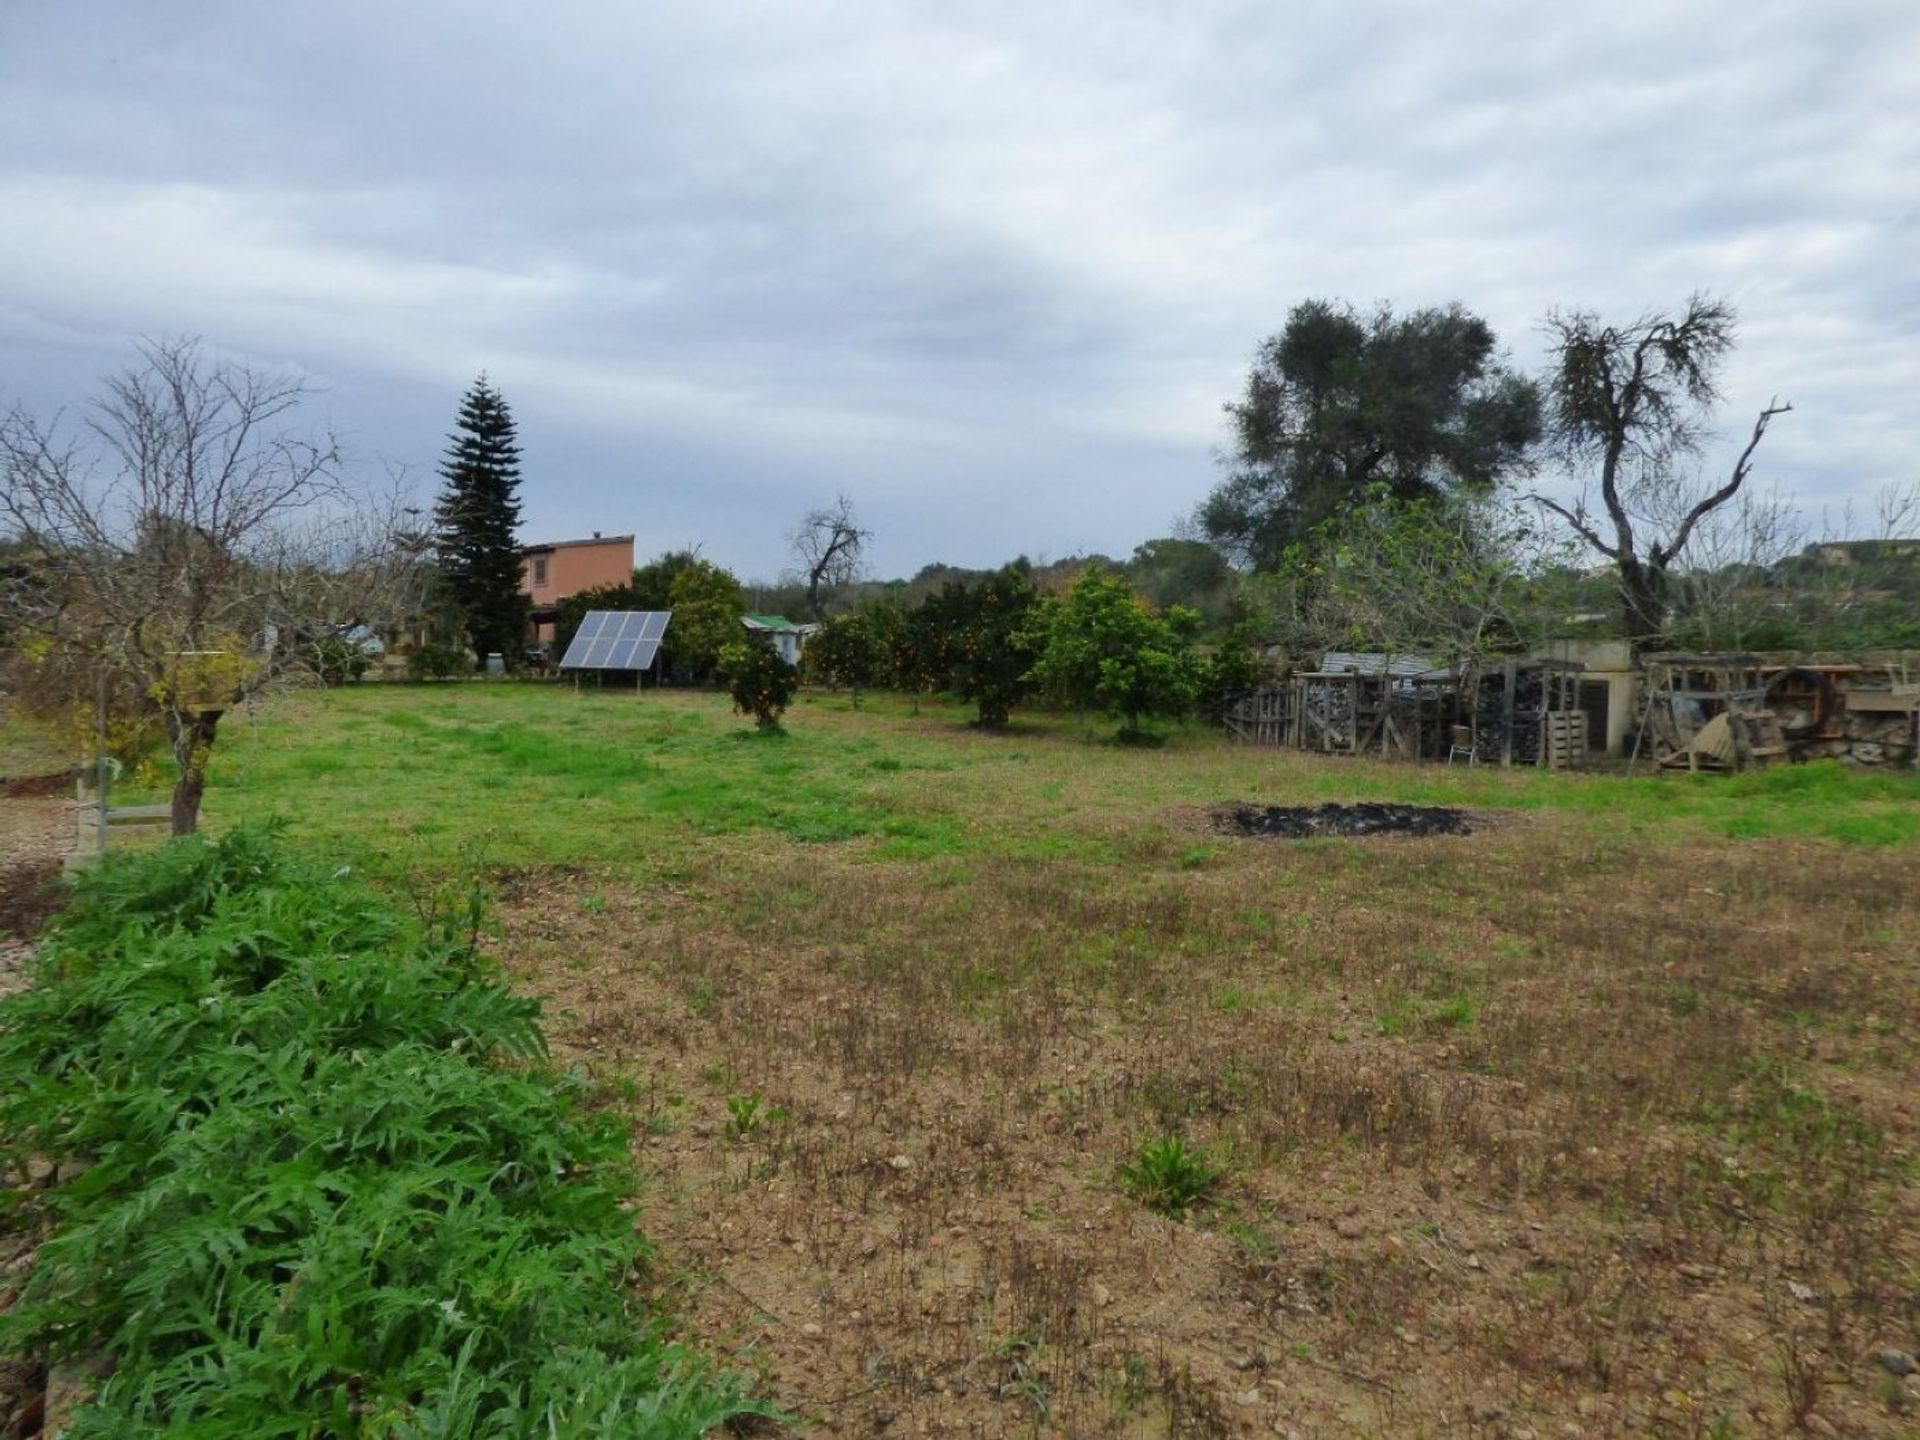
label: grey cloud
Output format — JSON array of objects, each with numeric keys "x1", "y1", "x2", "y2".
[{"x1": 2, "y1": 0, "x2": 1915, "y2": 578}]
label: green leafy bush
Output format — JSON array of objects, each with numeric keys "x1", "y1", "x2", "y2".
[
  {"x1": 719, "y1": 636, "x2": 797, "y2": 732},
  {"x1": 0, "y1": 827, "x2": 759, "y2": 1437},
  {"x1": 406, "y1": 643, "x2": 470, "y2": 681},
  {"x1": 1197, "y1": 624, "x2": 1266, "y2": 725},
  {"x1": 1027, "y1": 568, "x2": 1198, "y2": 738},
  {"x1": 1117, "y1": 1135, "x2": 1224, "y2": 1218}
]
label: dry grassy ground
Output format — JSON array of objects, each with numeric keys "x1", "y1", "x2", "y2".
[
  {"x1": 504, "y1": 803, "x2": 1918, "y2": 1438},
  {"x1": 8, "y1": 685, "x2": 1920, "y2": 1436}
]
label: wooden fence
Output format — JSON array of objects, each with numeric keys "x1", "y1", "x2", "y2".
[
  {"x1": 1223, "y1": 687, "x2": 1290, "y2": 746},
  {"x1": 67, "y1": 779, "x2": 171, "y2": 869}
]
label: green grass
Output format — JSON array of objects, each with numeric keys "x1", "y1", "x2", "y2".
[
  {"x1": 154, "y1": 684, "x2": 1920, "y2": 880},
  {"x1": 1376, "y1": 989, "x2": 1481, "y2": 1035},
  {"x1": 0, "y1": 705, "x2": 75, "y2": 777},
  {"x1": 1117, "y1": 1135, "x2": 1226, "y2": 1217},
  {"x1": 184, "y1": 688, "x2": 985, "y2": 870}
]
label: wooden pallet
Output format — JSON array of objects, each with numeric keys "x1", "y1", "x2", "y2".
[
  {"x1": 1224, "y1": 688, "x2": 1290, "y2": 746},
  {"x1": 1660, "y1": 713, "x2": 1735, "y2": 771},
  {"x1": 1541, "y1": 712, "x2": 1588, "y2": 770},
  {"x1": 1729, "y1": 708, "x2": 1787, "y2": 768}
]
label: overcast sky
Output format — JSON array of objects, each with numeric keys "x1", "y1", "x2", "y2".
[{"x1": 3, "y1": 1, "x2": 1916, "y2": 580}]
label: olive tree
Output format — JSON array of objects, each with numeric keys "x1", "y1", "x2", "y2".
[{"x1": 1202, "y1": 300, "x2": 1541, "y2": 570}]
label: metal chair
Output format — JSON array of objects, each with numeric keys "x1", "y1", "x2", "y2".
[{"x1": 1446, "y1": 724, "x2": 1477, "y2": 766}]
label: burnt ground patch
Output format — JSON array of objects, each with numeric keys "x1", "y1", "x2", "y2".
[
  {"x1": 1213, "y1": 801, "x2": 1473, "y2": 839},
  {"x1": 0, "y1": 858, "x2": 64, "y2": 939},
  {"x1": 1, "y1": 771, "x2": 77, "y2": 799}
]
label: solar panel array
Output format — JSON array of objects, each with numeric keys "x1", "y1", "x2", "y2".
[{"x1": 558, "y1": 610, "x2": 671, "y2": 671}]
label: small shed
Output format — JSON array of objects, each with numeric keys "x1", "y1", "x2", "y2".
[{"x1": 742, "y1": 615, "x2": 818, "y2": 667}]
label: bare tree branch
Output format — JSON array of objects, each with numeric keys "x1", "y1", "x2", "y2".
[
  {"x1": 1655, "y1": 399, "x2": 1793, "y2": 568},
  {"x1": 1, "y1": 337, "x2": 423, "y2": 833},
  {"x1": 1526, "y1": 492, "x2": 1619, "y2": 561}
]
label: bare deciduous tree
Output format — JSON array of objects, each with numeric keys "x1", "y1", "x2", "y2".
[
  {"x1": 1788, "y1": 480, "x2": 1920, "y2": 647},
  {"x1": 1532, "y1": 295, "x2": 1791, "y2": 649},
  {"x1": 1657, "y1": 485, "x2": 1805, "y2": 650},
  {"x1": 1, "y1": 337, "x2": 426, "y2": 834},
  {"x1": 789, "y1": 494, "x2": 870, "y2": 621}
]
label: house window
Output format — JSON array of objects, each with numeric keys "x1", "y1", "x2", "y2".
[{"x1": 531, "y1": 555, "x2": 548, "y2": 587}]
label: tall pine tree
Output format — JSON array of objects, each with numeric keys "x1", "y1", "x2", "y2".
[{"x1": 434, "y1": 376, "x2": 528, "y2": 667}]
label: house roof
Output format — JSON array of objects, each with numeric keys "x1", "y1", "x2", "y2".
[
  {"x1": 520, "y1": 534, "x2": 634, "y2": 554},
  {"x1": 743, "y1": 614, "x2": 798, "y2": 631}
]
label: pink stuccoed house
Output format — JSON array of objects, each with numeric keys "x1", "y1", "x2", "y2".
[{"x1": 521, "y1": 533, "x2": 635, "y2": 650}]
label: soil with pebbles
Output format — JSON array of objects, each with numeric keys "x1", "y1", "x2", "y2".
[
  {"x1": 1213, "y1": 800, "x2": 1474, "y2": 839},
  {"x1": 0, "y1": 784, "x2": 70, "y2": 1436},
  {"x1": 0, "y1": 784, "x2": 73, "y2": 995}
]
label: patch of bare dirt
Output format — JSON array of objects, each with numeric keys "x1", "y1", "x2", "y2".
[
  {"x1": 1, "y1": 772, "x2": 76, "y2": 800},
  {"x1": 1, "y1": 792, "x2": 74, "y2": 998},
  {"x1": 0, "y1": 858, "x2": 63, "y2": 941},
  {"x1": 0, "y1": 793, "x2": 74, "y2": 866},
  {"x1": 0, "y1": 788, "x2": 72, "y2": 1429}
]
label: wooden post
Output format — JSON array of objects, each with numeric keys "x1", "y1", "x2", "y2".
[
  {"x1": 95, "y1": 668, "x2": 109, "y2": 856},
  {"x1": 1500, "y1": 659, "x2": 1516, "y2": 768}
]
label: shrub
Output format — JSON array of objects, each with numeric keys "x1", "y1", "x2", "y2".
[
  {"x1": 719, "y1": 636, "x2": 797, "y2": 732},
  {"x1": 1197, "y1": 624, "x2": 1265, "y2": 725},
  {"x1": 0, "y1": 828, "x2": 760, "y2": 1436},
  {"x1": 406, "y1": 642, "x2": 470, "y2": 681},
  {"x1": 303, "y1": 634, "x2": 371, "y2": 686},
  {"x1": 1027, "y1": 568, "x2": 1197, "y2": 738},
  {"x1": 1118, "y1": 1135, "x2": 1225, "y2": 1217}
]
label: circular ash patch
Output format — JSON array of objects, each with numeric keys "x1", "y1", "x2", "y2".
[{"x1": 1212, "y1": 801, "x2": 1473, "y2": 839}]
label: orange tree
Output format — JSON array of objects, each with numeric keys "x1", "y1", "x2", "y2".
[
  {"x1": 1027, "y1": 567, "x2": 1199, "y2": 740},
  {"x1": 913, "y1": 563, "x2": 1040, "y2": 729},
  {"x1": 718, "y1": 635, "x2": 798, "y2": 732},
  {"x1": 804, "y1": 609, "x2": 888, "y2": 706}
]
